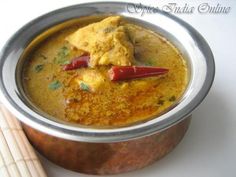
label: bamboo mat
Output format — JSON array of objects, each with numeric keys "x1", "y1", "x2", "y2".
[{"x1": 0, "y1": 104, "x2": 47, "y2": 177}]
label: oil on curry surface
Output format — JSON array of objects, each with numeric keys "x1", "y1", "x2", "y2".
[{"x1": 23, "y1": 16, "x2": 188, "y2": 127}]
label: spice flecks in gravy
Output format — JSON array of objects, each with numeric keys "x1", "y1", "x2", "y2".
[{"x1": 23, "y1": 16, "x2": 188, "y2": 127}]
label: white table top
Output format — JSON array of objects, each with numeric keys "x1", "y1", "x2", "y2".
[{"x1": 1, "y1": 0, "x2": 236, "y2": 176}]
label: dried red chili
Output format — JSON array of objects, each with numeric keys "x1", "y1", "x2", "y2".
[
  {"x1": 63, "y1": 55, "x2": 90, "y2": 71},
  {"x1": 108, "y1": 66, "x2": 169, "y2": 81}
]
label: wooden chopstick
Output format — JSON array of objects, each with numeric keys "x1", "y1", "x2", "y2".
[{"x1": 0, "y1": 105, "x2": 47, "y2": 177}]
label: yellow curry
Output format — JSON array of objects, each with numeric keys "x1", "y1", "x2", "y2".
[{"x1": 23, "y1": 16, "x2": 188, "y2": 127}]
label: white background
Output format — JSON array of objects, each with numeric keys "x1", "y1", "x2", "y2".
[{"x1": 1, "y1": 0, "x2": 236, "y2": 177}]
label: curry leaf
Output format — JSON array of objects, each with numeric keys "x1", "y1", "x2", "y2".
[
  {"x1": 34, "y1": 64, "x2": 44, "y2": 73},
  {"x1": 48, "y1": 80, "x2": 62, "y2": 90}
]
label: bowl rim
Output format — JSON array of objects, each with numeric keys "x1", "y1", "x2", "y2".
[{"x1": 0, "y1": 2, "x2": 215, "y2": 142}]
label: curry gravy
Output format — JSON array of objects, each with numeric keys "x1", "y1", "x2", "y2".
[{"x1": 23, "y1": 17, "x2": 188, "y2": 127}]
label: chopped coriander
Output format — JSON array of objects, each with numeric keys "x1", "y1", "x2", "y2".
[
  {"x1": 169, "y1": 96, "x2": 176, "y2": 102},
  {"x1": 158, "y1": 100, "x2": 165, "y2": 105},
  {"x1": 34, "y1": 64, "x2": 44, "y2": 73},
  {"x1": 39, "y1": 53, "x2": 47, "y2": 59},
  {"x1": 48, "y1": 80, "x2": 62, "y2": 90},
  {"x1": 145, "y1": 59, "x2": 155, "y2": 66},
  {"x1": 60, "y1": 46, "x2": 70, "y2": 56},
  {"x1": 55, "y1": 46, "x2": 70, "y2": 65},
  {"x1": 80, "y1": 82, "x2": 90, "y2": 92},
  {"x1": 59, "y1": 60, "x2": 70, "y2": 65},
  {"x1": 56, "y1": 57, "x2": 68, "y2": 65}
]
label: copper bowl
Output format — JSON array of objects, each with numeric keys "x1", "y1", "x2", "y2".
[
  {"x1": 0, "y1": 2, "x2": 214, "y2": 175},
  {"x1": 22, "y1": 117, "x2": 190, "y2": 174}
]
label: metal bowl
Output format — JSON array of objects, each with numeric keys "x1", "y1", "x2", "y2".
[{"x1": 0, "y1": 2, "x2": 215, "y2": 174}]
